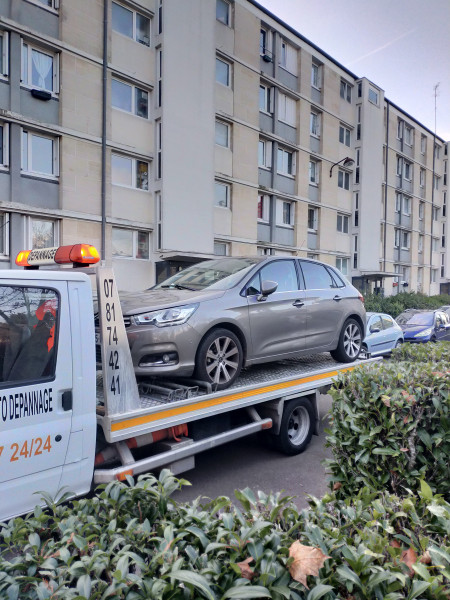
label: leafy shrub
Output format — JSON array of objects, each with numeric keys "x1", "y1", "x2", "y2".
[
  {"x1": 1, "y1": 474, "x2": 449, "y2": 599},
  {"x1": 325, "y1": 343, "x2": 450, "y2": 499},
  {"x1": 364, "y1": 291, "x2": 450, "y2": 318}
]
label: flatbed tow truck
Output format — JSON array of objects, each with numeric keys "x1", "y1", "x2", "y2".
[{"x1": 0, "y1": 244, "x2": 374, "y2": 521}]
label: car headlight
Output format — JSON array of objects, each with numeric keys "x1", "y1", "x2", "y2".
[
  {"x1": 134, "y1": 304, "x2": 198, "y2": 327},
  {"x1": 414, "y1": 328, "x2": 432, "y2": 338}
]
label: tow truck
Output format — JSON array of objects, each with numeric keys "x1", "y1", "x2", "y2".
[{"x1": 0, "y1": 244, "x2": 372, "y2": 521}]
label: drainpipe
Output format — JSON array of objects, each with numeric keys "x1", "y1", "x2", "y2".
[
  {"x1": 101, "y1": 0, "x2": 108, "y2": 261},
  {"x1": 384, "y1": 102, "x2": 389, "y2": 291}
]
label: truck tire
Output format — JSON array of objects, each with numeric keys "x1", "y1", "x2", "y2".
[
  {"x1": 330, "y1": 318, "x2": 363, "y2": 363},
  {"x1": 273, "y1": 397, "x2": 314, "y2": 455},
  {"x1": 195, "y1": 328, "x2": 243, "y2": 390}
]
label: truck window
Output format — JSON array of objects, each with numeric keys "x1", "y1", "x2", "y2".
[{"x1": 0, "y1": 286, "x2": 59, "y2": 386}]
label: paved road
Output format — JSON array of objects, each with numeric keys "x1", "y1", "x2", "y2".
[{"x1": 173, "y1": 394, "x2": 333, "y2": 510}]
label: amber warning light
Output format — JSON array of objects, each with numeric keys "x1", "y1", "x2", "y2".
[{"x1": 16, "y1": 244, "x2": 100, "y2": 268}]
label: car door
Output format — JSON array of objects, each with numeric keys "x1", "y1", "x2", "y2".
[
  {"x1": 246, "y1": 259, "x2": 306, "y2": 360},
  {"x1": 298, "y1": 260, "x2": 345, "y2": 350},
  {"x1": 370, "y1": 314, "x2": 390, "y2": 354},
  {"x1": 0, "y1": 279, "x2": 73, "y2": 520},
  {"x1": 435, "y1": 312, "x2": 450, "y2": 341}
]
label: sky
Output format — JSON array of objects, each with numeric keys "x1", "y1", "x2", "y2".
[{"x1": 257, "y1": 0, "x2": 450, "y2": 141}]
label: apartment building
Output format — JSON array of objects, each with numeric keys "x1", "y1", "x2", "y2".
[{"x1": 0, "y1": 0, "x2": 448, "y2": 296}]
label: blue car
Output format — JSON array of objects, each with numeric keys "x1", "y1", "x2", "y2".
[
  {"x1": 396, "y1": 309, "x2": 450, "y2": 343},
  {"x1": 361, "y1": 312, "x2": 404, "y2": 358}
]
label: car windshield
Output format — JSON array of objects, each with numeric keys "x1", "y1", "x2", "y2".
[
  {"x1": 397, "y1": 312, "x2": 434, "y2": 326},
  {"x1": 154, "y1": 258, "x2": 260, "y2": 291}
]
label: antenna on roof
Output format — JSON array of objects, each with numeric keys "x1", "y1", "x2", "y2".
[{"x1": 433, "y1": 82, "x2": 440, "y2": 134}]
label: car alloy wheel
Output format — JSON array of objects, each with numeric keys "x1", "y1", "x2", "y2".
[
  {"x1": 196, "y1": 328, "x2": 243, "y2": 390},
  {"x1": 331, "y1": 318, "x2": 363, "y2": 363}
]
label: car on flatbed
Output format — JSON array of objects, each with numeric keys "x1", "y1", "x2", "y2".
[{"x1": 114, "y1": 256, "x2": 366, "y2": 389}]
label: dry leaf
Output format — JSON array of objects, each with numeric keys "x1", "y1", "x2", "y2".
[
  {"x1": 400, "y1": 448, "x2": 409, "y2": 452},
  {"x1": 390, "y1": 539, "x2": 401, "y2": 548},
  {"x1": 400, "y1": 546, "x2": 418, "y2": 575},
  {"x1": 420, "y1": 550, "x2": 432, "y2": 565},
  {"x1": 381, "y1": 395, "x2": 391, "y2": 407},
  {"x1": 289, "y1": 541, "x2": 330, "y2": 589},
  {"x1": 333, "y1": 482, "x2": 342, "y2": 491},
  {"x1": 237, "y1": 557, "x2": 255, "y2": 580}
]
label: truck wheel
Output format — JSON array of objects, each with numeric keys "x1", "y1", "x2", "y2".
[
  {"x1": 273, "y1": 397, "x2": 314, "y2": 455},
  {"x1": 195, "y1": 328, "x2": 243, "y2": 390},
  {"x1": 330, "y1": 318, "x2": 362, "y2": 363}
]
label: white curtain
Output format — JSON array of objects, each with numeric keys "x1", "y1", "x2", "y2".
[{"x1": 32, "y1": 50, "x2": 52, "y2": 90}]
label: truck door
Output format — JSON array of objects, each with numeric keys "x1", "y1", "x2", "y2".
[{"x1": 0, "y1": 279, "x2": 73, "y2": 520}]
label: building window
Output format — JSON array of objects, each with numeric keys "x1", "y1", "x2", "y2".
[
  {"x1": 442, "y1": 223, "x2": 446, "y2": 248},
  {"x1": 279, "y1": 40, "x2": 297, "y2": 74},
  {"x1": 215, "y1": 181, "x2": 230, "y2": 208},
  {"x1": 215, "y1": 120, "x2": 230, "y2": 148},
  {"x1": 259, "y1": 84, "x2": 272, "y2": 113},
  {"x1": 30, "y1": 218, "x2": 58, "y2": 249},
  {"x1": 420, "y1": 135, "x2": 426, "y2": 154},
  {"x1": 419, "y1": 202, "x2": 424, "y2": 220},
  {"x1": 309, "y1": 160, "x2": 319, "y2": 185},
  {"x1": 336, "y1": 257, "x2": 349, "y2": 275},
  {"x1": 308, "y1": 207, "x2": 318, "y2": 231},
  {"x1": 278, "y1": 93, "x2": 296, "y2": 126},
  {"x1": 260, "y1": 28, "x2": 272, "y2": 56},
  {"x1": 257, "y1": 194, "x2": 270, "y2": 222},
  {"x1": 337, "y1": 214, "x2": 349, "y2": 233},
  {"x1": 277, "y1": 147, "x2": 295, "y2": 176},
  {"x1": 258, "y1": 139, "x2": 272, "y2": 168},
  {"x1": 339, "y1": 125, "x2": 351, "y2": 147},
  {"x1": 216, "y1": 57, "x2": 231, "y2": 86},
  {"x1": 338, "y1": 170, "x2": 350, "y2": 190},
  {"x1": 156, "y1": 120, "x2": 162, "y2": 179},
  {"x1": 112, "y1": 2, "x2": 150, "y2": 46},
  {"x1": 0, "y1": 31, "x2": 9, "y2": 79},
  {"x1": 404, "y1": 124, "x2": 413, "y2": 146},
  {"x1": 0, "y1": 212, "x2": 9, "y2": 256},
  {"x1": 112, "y1": 79, "x2": 148, "y2": 118},
  {"x1": 340, "y1": 79, "x2": 352, "y2": 103},
  {"x1": 432, "y1": 206, "x2": 440, "y2": 221},
  {"x1": 111, "y1": 154, "x2": 149, "y2": 190},
  {"x1": 420, "y1": 168, "x2": 425, "y2": 188},
  {"x1": 432, "y1": 237, "x2": 439, "y2": 252},
  {"x1": 443, "y1": 192, "x2": 447, "y2": 217},
  {"x1": 216, "y1": 0, "x2": 231, "y2": 25},
  {"x1": 214, "y1": 241, "x2": 229, "y2": 256},
  {"x1": 0, "y1": 122, "x2": 9, "y2": 168},
  {"x1": 368, "y1": 88, "x2": 378, "y2": 105},
  {"x1": 21, "y1": 130, "x2": 58, "y2": 178},
  {"x1": 434, "y1": 175, "x2": 440, "y2": 190},
  {"x1": 394, "y1": 229, "x2": 400, "y2": 248},
  {"x1": 396, "y1": 157, "x2": 412, "y2": 180},
  {"x1": 434, "y1": 144, "x2": 441, "y2": 159},
  {"x1": 395, "y1": 193, "x2": 401, "y2": 213},
  {"x1": 354, "y1": 193, "x2": 359, "y2": 227},
  {"x1": 21, "y1": 41, "x2": 58, "y2": 94},
  {"x1": 418, "y1": 235, "x2": 424, "y2": 254},
  {"x1": 276, "y1": 199, "x2": 293, "y2": 226},
  {"x1": 311, "y1": 61, "x2": 321, "y2": 88},
  {"x1": 310, "y1": 112, "x2": 320, "y2": 137},
  {"x1": 112, "y1": 228, "x2": 149, "y2": 259},
  {"x1": 156, "y1": 48, "x2": 162, "y2": 107},
  {"x1": 431, "y1": 269, "x2": 437, "y2": 283},
  {"x1": 401, "y1": 231, "x2": 410, "y2": 249},
  {"x1": 403, "y1": 196, "x2": 411, "y2": 216}
]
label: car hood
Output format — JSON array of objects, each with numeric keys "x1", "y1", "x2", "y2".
[
  {"x1": 118, "y1": 288, "x2": 227, "y2": 316},
  {"x1": 400, "y1": 324, "x2": 432, "y2": 337}
]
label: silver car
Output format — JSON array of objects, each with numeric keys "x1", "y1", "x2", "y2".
[{"x1": 119, "y1": 256, "x2": 366, "y2": 389}]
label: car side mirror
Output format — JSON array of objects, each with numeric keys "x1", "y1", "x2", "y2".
[
  {"x1": 370, "y1": 326, "x2": 381, "y2": 333},
  {"x1": 257, "y1": 280, "x2": 278, "y2": 302}
]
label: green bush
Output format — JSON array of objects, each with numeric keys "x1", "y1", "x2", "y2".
[
  {"x1": 325, "y1": 343, "x2": 450, "y2": 499},
  {"x1": 364, "y1": 291, "x2": 450, "y2": 318},
  {"x1": 1, "y1": 473, "x2": 449, "y2": 599}
]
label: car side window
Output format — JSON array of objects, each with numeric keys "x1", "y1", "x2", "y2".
[
  {"x1": 258, "y1": 260, "x2": 299, "y2": 293},
  {"x1": 246, "y1": 273, "x2": 261, "y2": 296},
  {"x1": 0, "y1": 286, "x2": 59, "y2": 386},
  {"x1": 300, "y1": 261, "x2": 335, "y2": 290},
  {"x1": 370, "y1": 316, "x2": 383, "y2": 331},
  {"x1": 381, "y1": 316, "x2": 394, "y2": 329}
]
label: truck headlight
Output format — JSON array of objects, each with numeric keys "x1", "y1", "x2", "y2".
[
  {"x1": 414, "y1": 328, "x2": 432, "y2": 338},
  {"x1": 134, "y1": 304, "x2": 198, "y2": 327}
]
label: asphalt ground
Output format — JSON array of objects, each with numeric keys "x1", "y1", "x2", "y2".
[{"x1": 173, "y1": 394, "x2": 333, "y2": 510}]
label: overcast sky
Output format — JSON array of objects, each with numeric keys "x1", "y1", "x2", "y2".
[{"x1": 257, "y1": 0, "x2": 450, "y2": 141}]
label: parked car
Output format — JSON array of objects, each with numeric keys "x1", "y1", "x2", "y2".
[
  {"x1": 361, "y1": 312, "x2": 403, "y2": 358},
  {"x1": 105, "y1": 256, "x2": 366, "y2": 389},
  {"x1": 438, "y1": 305, "x2": 450, "y2": 318},
  {"x1": 396, "y1": 309, "x2": 450, "y2": 343}
]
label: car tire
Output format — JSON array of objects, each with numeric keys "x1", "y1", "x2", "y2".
[
  {"x1": 330, "y1": 318, "x2": 363, "y2": 363},
  {"x1": 273, "y1": 397, "x2": 314, "y2": 455},
  {"x1": 395, "y1": 339, "x2": 403, "y2": 348},
  {"x1": 430, "y1": 336, "x2": 437, "y2": 343},
  {"x1": 361, "y1": 343, "x2": 371, "y2": 359},
  {"x1": 195, "y1": 328, "x2": 243, "y2": 390}
]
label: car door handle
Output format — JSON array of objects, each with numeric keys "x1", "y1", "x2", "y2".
[
  {"x1": 333, "y1": 295, "x2": 342, "y2": 301},
  {"x1": 292, "y1": 299, "x2": 304, "y2": 307}
]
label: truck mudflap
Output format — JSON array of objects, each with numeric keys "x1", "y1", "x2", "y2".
[{"x1": 93, "y1": 408, "x2": 272, "y2": 484}]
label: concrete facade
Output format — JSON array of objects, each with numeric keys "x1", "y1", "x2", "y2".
[{"x1": 0, "y1": 0, "x2": 448, "y2": 295}]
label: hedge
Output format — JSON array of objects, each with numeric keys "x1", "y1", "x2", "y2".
[
  {"x1": 325, "y1": 342, "x2": 450, "y2": 499},
  {"x1": 1, "y1": 472, "x2": 449, "y2": 599},
  {"x1": 364, "y1": 291, "x2": 450, "y2": 319}
]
